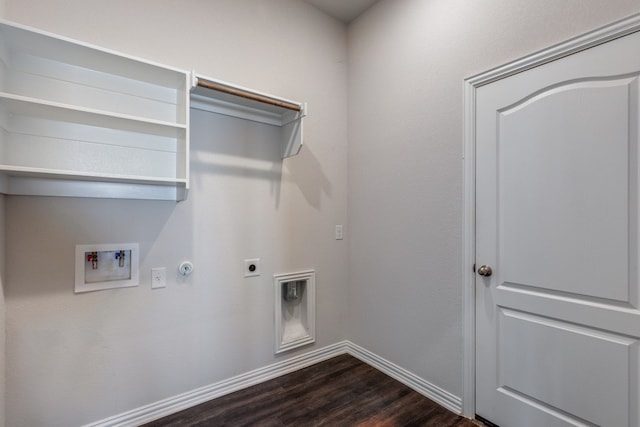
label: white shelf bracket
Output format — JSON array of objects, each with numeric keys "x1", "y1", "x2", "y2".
[{"x1": 281, "y1": 102, "x2": 307, "y2": 158}]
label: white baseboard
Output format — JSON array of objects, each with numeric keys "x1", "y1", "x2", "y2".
[
  {"x1": 85, "y1": 340, "x2": 462, "y2": 426},
  {"x1": 344, "y1": 341, "x2": 463, "y2": 414}
]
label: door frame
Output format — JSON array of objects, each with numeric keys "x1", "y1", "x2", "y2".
[{"x1": 461, "y1": 12, "x2": 640, "y2": 418}]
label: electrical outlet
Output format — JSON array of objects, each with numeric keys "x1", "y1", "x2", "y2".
[
  {"x1": 151, "y1": 267, "x2": 166, "y2": 289},
  {"x1": 244, "y1": 259, "x2": 260, "y2": 277},
  {"x1": 335, "y1": 225, "x2": 344, "y2": 240}
]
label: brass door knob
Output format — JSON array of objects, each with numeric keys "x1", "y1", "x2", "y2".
[{"x1": 477, "y1": 265, "x2": 493, "y2": 277}]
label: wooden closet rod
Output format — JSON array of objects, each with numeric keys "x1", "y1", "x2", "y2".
[{"x1": 196, "y1": 78, "x2": 302, "y2": 112}]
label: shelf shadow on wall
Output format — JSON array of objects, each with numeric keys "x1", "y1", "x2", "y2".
[
  {"x1": 190, "y1": 109, "x2": 331, "y2": 209},
  {"x1": 190, "y1": 154, "x2": 284, "y2": 207},
  {"x1": 283, "y1": 145, "x2": 331, "y2": 210}
]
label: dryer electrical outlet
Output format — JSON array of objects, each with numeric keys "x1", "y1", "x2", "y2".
[{"x1": 244, "y1": 259, "x2": 260, "y2": 277}]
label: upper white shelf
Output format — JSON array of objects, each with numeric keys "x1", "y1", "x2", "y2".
[
  {"x1": 0, "y1": 20, "x2": 189, "y2": 125},
  {"x1": 0, "y1": 92, "x2": 187, "y2": 138},
  {"x1": 0, "y1": 19, "x2": 191, "y2": 201},
  {"x1": 190, "y1": 74, "x2": 306, "y2": 158}
]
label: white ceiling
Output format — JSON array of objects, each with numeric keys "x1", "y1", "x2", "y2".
[{"x1": 303, "y1": 0, "x2": 379, "y2": 23}]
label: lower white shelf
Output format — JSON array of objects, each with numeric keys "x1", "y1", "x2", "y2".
[{"x1": 0, "y1": 166, "x2": 189, "y2": 200}]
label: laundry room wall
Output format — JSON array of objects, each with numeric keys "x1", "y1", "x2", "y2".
[
  {"x1": 0, "y1": 194, "x2": 5, "y2": 427},
  {"x1": 347, "y1": 0, "x2": 640, "y2": 400},
  {"x1": 3, "y1": 1, "x2": 349, "y2": 425}
]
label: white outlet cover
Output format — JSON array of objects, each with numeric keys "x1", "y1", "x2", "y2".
[
  {"x1": 244, "y1": 259, "x2": 260, "y2": 277},
  {"x1": 151, "y1": 267, "x2": 166, "y2": 289}
]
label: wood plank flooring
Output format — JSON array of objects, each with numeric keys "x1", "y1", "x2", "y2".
[{"x1": 144, "y1": 354, "x2": 477, "y2": 426}]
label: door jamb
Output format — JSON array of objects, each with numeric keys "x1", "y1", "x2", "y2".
[{"x1": 461, "y1": 12, "x2": 640, "y2": 418}]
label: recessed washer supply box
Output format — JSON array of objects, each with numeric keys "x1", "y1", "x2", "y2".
[{"x1": 75, "y1": 243, "x2": 139, "y2": 293}]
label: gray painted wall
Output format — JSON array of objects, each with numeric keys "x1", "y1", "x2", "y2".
[
  {"x1": 0, "y1": 195, "x2": 5, "y2": 427},
  {"x1": 0, "y1": 4, "x2": 7, "y2": 424},
  {"x1": 4, "y1": 1, "x2": 348, "y2": 425},
  {"x1": 347, "y1": 0, "x2": 640, "y2": 398},
  {"x1": 3, "y1": 0, "x2": 640, "y2": 425}
]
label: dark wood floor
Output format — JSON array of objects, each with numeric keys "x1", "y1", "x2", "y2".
[{"x1": 144, "y1": 354, "x2": 477, "y2": 427}]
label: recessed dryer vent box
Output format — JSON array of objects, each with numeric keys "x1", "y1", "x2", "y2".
[
  {"x1": 75, "y1": 243, "x2": 139, "y2": 293},
  {"x1": 274, "y1": 270, "x2": 316, "y2": 354}
]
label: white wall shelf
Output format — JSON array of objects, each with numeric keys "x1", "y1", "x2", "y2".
[
  {"x1": 0, "y1": 20, "x2": 307, "y2": 201},
  {"x1": 0, "y1": 19, "x2": 190, "y2": 201},
  {"x1": 190, "y1": 74, "x2": 306, "y2": 158}
]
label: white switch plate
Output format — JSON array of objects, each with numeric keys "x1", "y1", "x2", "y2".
[
  {"x1": 151, "y1": 267, "x2": 166, "y2": 289},
  {"x1": 335, "y1": 225, "x2": 344, "y2": 240},
  {"x1": 244, "y1": 259, "x2": 260, "y2": 277}
]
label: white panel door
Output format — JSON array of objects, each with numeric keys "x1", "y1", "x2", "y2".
[{"x1": 475, "y1": 29, "x2": 640, "y2": 427}]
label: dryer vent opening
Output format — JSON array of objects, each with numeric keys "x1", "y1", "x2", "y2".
[{"x1": 274, "y1": 270, "x2": 316, "y2": 354}]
